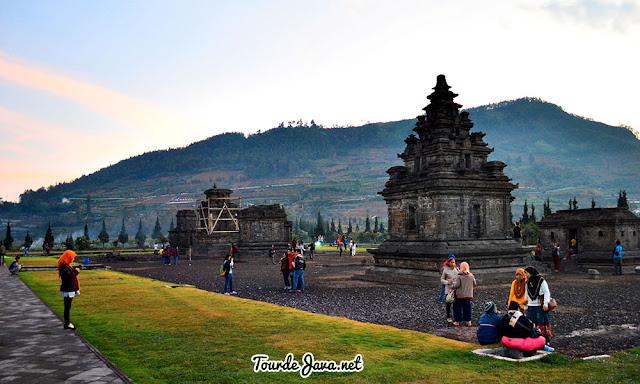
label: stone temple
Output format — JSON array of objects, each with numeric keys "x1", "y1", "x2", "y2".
[
  {"x1": 366, "y1": 75, "x2": 529, "y2": 282},
  {"x1": 169, "y1": 185, "x2": 292, "y2": 257}
]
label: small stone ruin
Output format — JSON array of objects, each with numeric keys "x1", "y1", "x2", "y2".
[{"x1": 169, "y1": 185, "x2": 292, "y2": 257}]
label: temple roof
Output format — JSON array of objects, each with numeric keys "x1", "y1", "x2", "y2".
[{"x1": 538, "y1": 208, "x2": 640, "y2": 227}]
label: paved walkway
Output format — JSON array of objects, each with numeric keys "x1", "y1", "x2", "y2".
[{"x1": 0, "y1": 266, "x2": 133, "y2": 383}]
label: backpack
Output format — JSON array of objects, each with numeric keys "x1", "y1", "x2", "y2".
[{"x1": 220, "y1": 262, "x2": 226, "y2": 277}]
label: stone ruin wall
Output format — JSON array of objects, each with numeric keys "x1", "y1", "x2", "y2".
[{"x1": 388, "y1": 193, "x2": 511, "y2": 241}]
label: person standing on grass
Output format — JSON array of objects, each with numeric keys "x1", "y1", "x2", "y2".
[
  {"x1": 440, "y1": 255, "x2": 458, "y2": 323},
  {"x1": 508, "y1": 268, "x2": 527, "y2": 311},
  {"x1": 350, "y1": 240, "x2": 356, "y2": 257},
  {"x1": 612, "y1": 240, "x2": 623, "y2": 275},
  {"x1": 524, "y1": 266, "x2": 552, "y2": 343},
  {"x1": 222, "y1": 254, "x2": 237, "y2": 295},
  {"x1": 0, "y1": 243, "x2": 6, "y2": 265},
  {"x1": 58, "y1": 250, "x2": 80, "y2": 330},
  {"x1": 452, "y1": 261, "x2": 476, "y2": 326}
]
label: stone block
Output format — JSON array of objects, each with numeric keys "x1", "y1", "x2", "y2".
[
  {"x1": 635, "y1": 266, "x2": 640, "y2": 274},
  {"x1": 588, "y1": 269, "x2": 600, "y2": 279}
]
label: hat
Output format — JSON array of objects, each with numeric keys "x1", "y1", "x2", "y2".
[
  {"x1": 447, "y1": 254, "x2": 455, "y2": 260},
  {"x1": 516, "y1": 221, "x2": 520, "y2": 225},
  {"x1": 484, "y1": 301, "x2": 496, "y2": 313}
]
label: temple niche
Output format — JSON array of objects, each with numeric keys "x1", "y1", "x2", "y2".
[
  {"x1": 169, "y1": 185, "x2": 292, "y2": 257},
  {"x1": 367, "y1": 75, "x2": 529, "y2": 282}
]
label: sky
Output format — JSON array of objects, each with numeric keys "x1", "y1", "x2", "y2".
[{"x1": 1, "y1": 0, "x2": 639, "y2": 202}]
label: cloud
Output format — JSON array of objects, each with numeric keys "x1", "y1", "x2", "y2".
[
  {"x1": 0, "y1": 52, "x2": 191, "y2": 145},
  {"x1": 542, "y1": 0, "x2": 640, "y2": 33}
]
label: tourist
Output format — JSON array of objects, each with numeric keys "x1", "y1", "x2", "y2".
[
  {"x1": 338, "y1": 240, "x2": 344, "y2": 257},
  {"x1": 508, "y1": 268, "x2": 527, "y2": 311},
  {"x1": 153, "y1": 243, "x2": 158, "y2": 255},
  {"x1": 291, "y1": 251, "x2": 306, "y2": 293},
  {"x1": 308, "y1": 241, "x2": 315, "y2": 260},
  {"x1": 350, "y1": 240, "x2": 356, "y2": 257},
  {"x1": 564, "y1": 238, "x2": 577, "y2": 259},
  {"x1": 58, "y1": 250, "x2": 80, "y2": 330},
  {"x1": 268, "y1": 245, "x2": 276, "y2": 265},
  {"x1": 280, "y1": 251, "x2": 291, "y2": 289},
  {"x1": 534, "y1": 241, "x2": 542, "y2": 261},
  {"x1": 172, "y1": 246, "x2": 179, "y2": 265},
  {"x1": 524, "y1": 266, "x2": 552, "y2": 342},
  {"x1": 291, "y1": 238, "x2": 298, "y2": 251},
  {"x1": 501, "y1": 301, "x2": 552, "y2": 352},
  {"x1": 552, "y1": 243, "x2": 561, "y2": 272},
  {"x1": 8, "y1": 256, "x2": 22, "y2": 275},
  {"x1": 297, "y1": 241, "x2": 305, "y2": 255},
  {"x1": 287, "y1": 250, "x2": 296, "y2": 288},
  {"x1": 513, "y1": 221, "x2": 522, "y2": 244},
  {"x1": 0, "y1": 243, "x2": 6, "y2": 265},
  {"x1": 613, "y1": 240, "x2": 623, "y2": 275},
  {"x1": 222, "y1": 254, "x2": 236, "y2": 295},
  {"x1": 452, "y1": 261, "x2": 476, "y2": 326},
  {"x1": 230, "y1": 243, "x2": 238, "y2": 260},
  {"x1": 440, "y1": 255, "x2": 458, "y2": 323},
  {"x1": 477, "y1": 301, "x2": 503, "y2": 345}
]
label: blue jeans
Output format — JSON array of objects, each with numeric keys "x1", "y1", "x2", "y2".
[
  {"x1": 453, "y1": 299, "x2": 472, "y2": 322},
  {"x1": 439, "y1": 284, "x2": 445, "y2": 303},
  {"x1": 224, "y1": 273, "x2": 234, "y2": 293},
  {"x1": 173, "y1": 256, "x2": 178, "y2": 265},
  {"x1": 292, "y1": 270, "x2": 304, "y2": 291},
  {"x1": 614, "y1": 258, "x2": 622, "y2": 275}
]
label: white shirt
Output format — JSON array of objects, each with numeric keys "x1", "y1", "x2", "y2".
[{"x1": 525, "y1": 279, "x2": 550, "y2": 307}]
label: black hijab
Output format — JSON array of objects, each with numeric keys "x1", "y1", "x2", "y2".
[{"x1": 525, "y1": 266, "x2": 544, "y2": 299}]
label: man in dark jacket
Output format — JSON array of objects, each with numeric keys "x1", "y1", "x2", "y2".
[
  {"x1": 477, "y1": 301, "x2": 503, "y2": 345},
  {"x1": 291, "y1": 252, "x2": 306, "y2": 293}
]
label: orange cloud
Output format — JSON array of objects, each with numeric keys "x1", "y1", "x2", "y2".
[{"x1": 0, "y1": 52, "x2": 189, "y2": 139}]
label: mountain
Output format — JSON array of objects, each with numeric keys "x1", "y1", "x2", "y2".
[{"x1": 2, "y1": 98, "x2": 639, "y2": 240}]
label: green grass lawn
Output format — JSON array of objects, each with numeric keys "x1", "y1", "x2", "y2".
[{"x1": 20, "y1": 270, "x2": 640, "y2": 384}]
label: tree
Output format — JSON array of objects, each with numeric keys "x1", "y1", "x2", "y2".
[
  {"x1": 44, "y1": 222, "x2": 54, "y2": 249},
  {"x1": 75, "y1": 236, "x2": 90, "y2": 250},
  {"x1": 347, "y1": 218, "x2": 353, "y2": 234},
  {"x1": 23, "y1": 231, "x2": 33, "y2": 250},
  {"x1": 572, "y1": 197, "x2": 578, "y2": 210},
  {"x1": 521, "y1": 200, "x2": 530, "y2": 224},
  {"x1": 84, "y1": 222, "x2": 90, "y2": 241},
  {"x1": 118, "y1": 218, "x2": 129, "y2": 245},
  {"x1": 617, "y1": 189, "x2": 629, "y2": 208},
  {"x1": 152, "y1": 217, "x2": 163, "y2": 239},
  {"x1": 330, "y1": 218, "x2": 336, "y2": 233},
  {"x1": 314, "y1": 211, "x2": 325, "y2": 238},
  {"x1": 65, "y1": 234, "x2": 74, "y2": 250},
  {"x1": 135, "y1": 219, "x2": 146, "y2": 248},
  {"x1": 86, "y1": 194, "x2": 92, "y2": 217},
  {"x1": 530, "y1": 204, "x2": 537, "y2": 224},
  {"x1": 338, "y1": 220, "x2": 343, "y2": 233},
  {"x1": 159, "y1": 235, "x2": 169, "y2": 246},
  {"x1": 374, "y1": 216, "x2": 379, "y2": 232},
  {"x1": 568, "y1": 198, "x2": 573, "y2": 210},
  {"x1": 98, "y1": 219, "x2": 109, "y2": 247},
  {"x1": 169, "y1": 219, "x2": 176, "y2": 232},
  {"x1": 365, "y1": 216, "x2": 371, "y2": 232},
  {"x1": 591, "y1": 198, "x2": 596, "y2": 209},
  {"x1": 3, "y1": 222, "x2": 13, "y2": 249},
  {"x1": 542, "y1": 197, "x2": 552, "y2": 220}
]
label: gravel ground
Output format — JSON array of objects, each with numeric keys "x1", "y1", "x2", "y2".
[{"x1": 108, "y1": 251, "x2": 640, "y2": 358}]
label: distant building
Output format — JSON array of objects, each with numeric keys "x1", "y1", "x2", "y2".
[
  {"x1": 538, "y1": 208, "x2": 640, "y2": 267},
  {"x1": 169, "y1": 185, "x2": 292, "y2": 257}
]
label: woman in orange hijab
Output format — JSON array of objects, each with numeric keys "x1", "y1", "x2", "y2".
[
  {"x1": 58, "y1": 250, "x2": 80, "y2": 330},
  {"x1": 508, "y1": 268, "x2": 527, "y2": 311}
]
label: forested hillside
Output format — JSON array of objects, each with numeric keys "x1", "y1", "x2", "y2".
[{"x1": 2, "y1": 98, "x2": 639, "y2": 241}]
